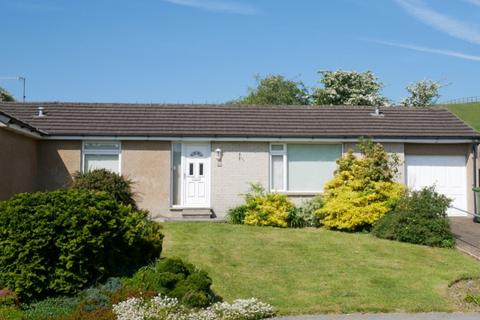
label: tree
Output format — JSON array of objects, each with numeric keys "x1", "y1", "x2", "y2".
[
  {"x1": 312, "y1": 70, "x2": 389, "y2": 106},
  {"x1": 0, "y1": 87, "x2": 15, "y2": 102},
  {"x1": 236, "y1": 74, "x2": 310, "y2": 105},
  {"x1": 401, "y1": 80, "x2": 441, "y2": 107}
]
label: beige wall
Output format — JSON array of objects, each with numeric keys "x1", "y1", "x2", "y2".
[
  {"x1": 0, "y1": 128, "x2": 38, "y2": 200},
  {"x1": 121, "y1": 141, "x2": 171, "y2": 219},
  {"x1": 405, "y1": 143, "x2": 475, "y2": 213},
  {"x1": 37, "y1": 140, "x2": 81, "y2": 191},
  {"x1": 211, "y1": 142, "x2": 269, "y2": 218}
]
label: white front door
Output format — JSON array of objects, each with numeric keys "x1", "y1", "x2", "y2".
[
  {"x1": 183, "y1": 143, "x2": 210, "y2": 207},
  {"x1": 406, "y1": 155, "x2": 468, "y2": 216}
]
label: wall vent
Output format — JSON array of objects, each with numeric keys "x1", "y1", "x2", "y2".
[
  {"x1": 370, "y1": 107, "x2": 384, "y2": 117},
  {"x1": 36, "y1": 106, "x2": 46, "y2": 117}
]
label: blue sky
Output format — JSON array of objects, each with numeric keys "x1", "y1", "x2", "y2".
[{"x1": 0, "y1": 0, "x2": 479, "y2": 104}]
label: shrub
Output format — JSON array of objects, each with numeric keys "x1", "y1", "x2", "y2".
[
  {"x1": 23, "y1": 296, "x2": 80, "y2": 320},
  {"x1": 244, "y1": 193, "x2": 294, "y2": 228},
  {"x1": 227, "y1": 205, "x2": 247, "y2": 224},
  {"x1": 288, "y1": 196, "x2": 324, "y2": 228},
  {"x1": 0, "y1": 306, "x2": 23, "y2": 320},
  {"x1": 124, "y1": 258, "x2": 219, "y2": 308},
  {"x1": 71, "y1": 169, "x2": 136, "y2": 207},
  {"x1": 372, "y1": 187, "x2": 455, "y2": 247},
  {"x1": 0, "y1": 289, "x2": 18, "y2": 307},
  {"x1": 317, "y1": 139, "x2": 405, "y2": 231},
  {"x1": 0, "y1": 189, "x2": 163, "y2": 301}
]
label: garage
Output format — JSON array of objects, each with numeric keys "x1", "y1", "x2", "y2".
[{"x1": 405, "y1": 155, "x2": 468, "y2": 216}]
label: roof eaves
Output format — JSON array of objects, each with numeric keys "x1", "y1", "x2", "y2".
[{"x1": 0, "y1": 110, "x2": 48, "y2": 137}]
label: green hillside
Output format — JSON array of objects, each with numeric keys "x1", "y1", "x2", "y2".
[{"x1": 444, "y1": 102, "x2": 480, "y2": 132}]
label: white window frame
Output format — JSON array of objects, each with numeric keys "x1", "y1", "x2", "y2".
[
  {"x1": 269, "y1": 143, "x2": 343, "y2": 193},
  {"x1": 269, "y1": 143, "x2": 288, "y2": 192},
  {"x1": 81, "y1": 141, "x2": 122, "y2": 174}
]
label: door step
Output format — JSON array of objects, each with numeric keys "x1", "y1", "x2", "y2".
[{"x1": 181, "y1": 208, "x2": 213, "y2": 219}]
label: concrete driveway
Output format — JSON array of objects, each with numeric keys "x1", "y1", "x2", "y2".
[{"x1": 272, "y1": 313, "x2": 480, "y2": 320}]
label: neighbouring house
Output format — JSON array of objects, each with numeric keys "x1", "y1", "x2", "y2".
[{"x1": 0, "y1": 102, "x2": 479, "y2": 220}]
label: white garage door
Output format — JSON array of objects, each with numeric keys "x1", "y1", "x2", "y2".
[{"x1": 405, "y1": 155, "x2": 467, "y2": 216}]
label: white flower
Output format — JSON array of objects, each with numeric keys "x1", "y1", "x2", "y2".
[{"x1": 112, "y1": 295, "x2": 274, "y2": 320}]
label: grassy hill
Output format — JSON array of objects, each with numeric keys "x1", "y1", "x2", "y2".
[
  {"x1": 162, "y1": 223, "x2": 479, "y2": 315},
  {"x1": 443, "y1": 102, "x2": 480, "y2": 132}
]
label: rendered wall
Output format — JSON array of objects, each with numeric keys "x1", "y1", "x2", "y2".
[
  {"x1": 37, "y1": 140, "x2": 82, "y2": 191},
  {"x1": 121, "y1": 141, "x2": 171, "y2": 219},
  {"x1": 211, "y1": 142, "x2": 269, "y2": 218},
  {"x1": 0, "y1": 128, "x2": 38, "y2": 200}
]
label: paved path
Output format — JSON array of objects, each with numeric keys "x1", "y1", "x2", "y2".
[
  {"x1": 450, "y1": 217, "x2": 480, "y2": 260},
  {"x1": 272, "y1": 313, "x2": 480, "y2": 320}
]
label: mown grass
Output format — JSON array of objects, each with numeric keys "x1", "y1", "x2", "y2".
[
  {"x1": 445, "y1": 102, "x2": 480, "y2": 132},
  {"x1": 162, "y1": 223, "x2": 480, "y2": 315}
]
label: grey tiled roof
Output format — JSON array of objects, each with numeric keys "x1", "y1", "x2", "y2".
[{"x1": 0, "y1": 102, "x2": 478, "y2": 139}]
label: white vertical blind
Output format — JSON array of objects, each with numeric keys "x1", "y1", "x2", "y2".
[
  {"x1": 287, "y1": 144, "x2": 341, "y2": 191},
  {"x1": 272, "y1": 155, "x2": 284, "y2": 191}
]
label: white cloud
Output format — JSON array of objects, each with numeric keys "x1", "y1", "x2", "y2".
[
  {"x1": 395, "y1": 0, "x2": 480, "y2": 44},
  {"x1": 465, "y1": 0, "x2": 480, "y2": 7},
  {"x1": 163, "y1": 0, "x2": 257, "y2": 14},
  {"x1": 365, "y1": 39, "x2": 480, "y2": 62}
]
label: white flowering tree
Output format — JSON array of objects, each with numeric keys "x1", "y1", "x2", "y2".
[
  {"x1": 401, "y1": 80, "x2": 441, "y2": 107},
  {"x1": 312, "y1": 70, "x2": 389, "y2": 106},
  {"x1": 0, "y1": 87, "x2": 15, "y2": 102}
]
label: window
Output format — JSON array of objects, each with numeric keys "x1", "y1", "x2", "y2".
[
  {"x1": 83, "y1": 141, "x2": 120, "y2": 173},
  {"x1": 270, "y1": 144, "x2": 342, "y2": 192}
]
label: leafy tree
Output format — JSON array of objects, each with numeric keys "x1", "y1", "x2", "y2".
[
  {"x1": 236, "y1": 74, "x2": 310, "y2": 105},
  {"x1": 401, "y1": 80, "x2": 441, "y2": 107},
  {"x1": 0, "y1": 87, "x2": 14, "y2": 102},
  {"x1": 312, "y1": 70, "x2": 389, "y2": 106}
]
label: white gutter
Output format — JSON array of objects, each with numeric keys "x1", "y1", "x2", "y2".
[{"x1": 42, "y1": 135, "x2": 478, "y2": 144}]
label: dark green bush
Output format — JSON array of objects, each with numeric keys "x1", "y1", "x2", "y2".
[
  {"x1": 125, "y1": 258, "x2": 219, "y2": 308},
  {"x1": 372, "y1": 187, "x2": 455, "y2": 248},
  {"x1": 0, "y1": 189, "x2": 163, "y2": 301},
  {"x1": 227, "y1": 205, "x2": 247, "y2": 224},
  {"x1": 71, "y1": 169, "x2": 136, "y2": 207}
]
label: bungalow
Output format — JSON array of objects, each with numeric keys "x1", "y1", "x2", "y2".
[{"x1": 0, "y1": 102, "x2": 478, "y2": 220}]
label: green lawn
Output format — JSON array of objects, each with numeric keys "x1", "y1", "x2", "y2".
[
  {"x1": 445, "y1": 102, "x2": 480, "y2": 132},
  {"x1": 162, "y1": 223, "x2": 480, "y2": 315}
]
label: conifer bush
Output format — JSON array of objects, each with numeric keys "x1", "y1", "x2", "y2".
[{"x1": 0, "y1": 189, "x2": 163, "y2": 302}]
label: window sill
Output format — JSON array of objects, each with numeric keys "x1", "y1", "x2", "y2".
[{"x1": 275, "y1": 191, "x2": 322, "y2": 197}]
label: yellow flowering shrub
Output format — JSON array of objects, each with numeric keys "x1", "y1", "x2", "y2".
[
  {"x1": 317, "y1": 139, "x2": 405, "y2": 231},
  {"x1": 243, "y1": 185, "x2": 294, "y2": 228}
]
